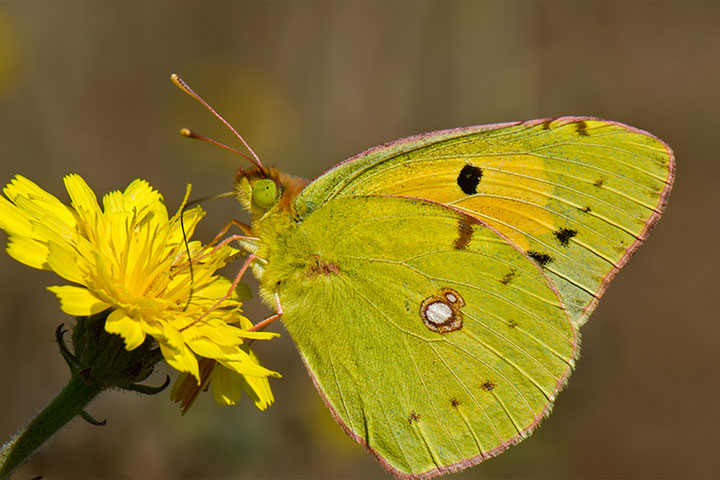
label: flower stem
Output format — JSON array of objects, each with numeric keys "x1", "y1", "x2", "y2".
[{"x1": 0, "y1": 374, "x2": 101, "y2": 478}]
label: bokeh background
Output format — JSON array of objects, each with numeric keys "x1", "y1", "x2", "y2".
[{"x1": 0, "y1": 1, "x2": 718, "y2": 479}]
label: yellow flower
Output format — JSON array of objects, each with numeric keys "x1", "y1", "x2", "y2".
[{"x1": 0, "y1": 174, "x2": 279, "y2": 410}]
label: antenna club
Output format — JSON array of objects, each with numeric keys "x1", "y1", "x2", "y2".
[
  {"x1": 171, "y1": 74, "x2": 193, "y2": 96},
  {"x1": 171, "y1": 73, "x2": 265, "y2": 169},
  {"x1": 180, "y1": 128, "x2": 192, "y2": 137}
]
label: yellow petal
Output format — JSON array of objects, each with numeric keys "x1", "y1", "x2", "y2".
[
  {"x1": 46, "y1": 241, "x2": 86, "y2": 284},
  {"x1": 239, "y1": 346, "x2": 275, "y2": 410},
  {"x1": 0, "y1": 195, "x2": 33, "y2": 237},
  {"x1": 242, "y1": 373, "x2": 274, "y2": 410},
  {"x1": 221, "y1": 352, "x2": 279, "y2": 378},
  {"x1": 47, "y1": 285, "x2": 112, "y2": 316},
  {"x1": 4, "y1": 175, "x2": 58, "y2": 203},
  {"x1": 169, "y1": 206, "x2": 203, "y2": 242},
  {"x1": 101, "y1": 190, "x2": 125, "y2": 214},
  {"x1": 123, "y1": 179, "x2": 167, "y2": 222},
  {"x1": 6, "y1": 236, "x2": 49, "y2": 269},
  {"x1": 210, "y1": 365, "x2": 243, "y2": 406},
  {"x1": 160, "y1": 342, "x2": 199, "y2": 381},
  {"x1": 105, "y1": 309, "x2": 147, "y2": 350},
  {"x1": 108, "y1": 211, "x2": 129, "y2": 255},
  {"x1": 193, "y1": 277, "x2": 234, "y2": 301},
  {"x1": 12, "y1": 195, "x2": 77, "y2": 232},
  {"x1": 161, "y1": 322, "x2": 185, "y2": 351},
  {"x1": 64, "y1": 174, "x2": 100, "y2": 216}
]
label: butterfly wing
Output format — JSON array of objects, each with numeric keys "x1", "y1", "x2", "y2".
[
  {"x1": 261, "y1": 195, "x2": 577, "y2": 478},
  {"x1": 296, "y1": 118, "x2": 675, "y2": 326}
]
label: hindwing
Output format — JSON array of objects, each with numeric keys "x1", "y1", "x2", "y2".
[{"x1": 261, "y1": 195, "x2": 577, "y2": 479}]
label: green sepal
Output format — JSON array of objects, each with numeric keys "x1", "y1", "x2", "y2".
[{"x1": 70, "y1": 311, "x2": 163, "y2": 390}]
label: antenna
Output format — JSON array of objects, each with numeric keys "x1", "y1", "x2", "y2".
[
  {"x1": 171, "y1": 73, "x2": 264, "y2": 169},
  {"x1": 179, "y1": 128, "x2": 256, "y2": 165}
]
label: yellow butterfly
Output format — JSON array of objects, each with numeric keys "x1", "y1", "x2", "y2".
[{"x1": 174, "y1": 75, "x2": 674, "y2": 479}]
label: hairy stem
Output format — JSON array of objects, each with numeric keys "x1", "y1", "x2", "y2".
[{"x1": 0, "y1": 375, "x2": 101, "y2": 478}]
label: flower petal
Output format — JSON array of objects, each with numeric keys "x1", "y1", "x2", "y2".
[
  {"x1": 46, "y1": 241, "x2": 86, "y2": 283},
  {"x1": 210, "y1": 365, "x2": 243, "y2": 406},
  {"x1": 105, "y1": 308, "x2": 147, "y2": 350},
  {"x1": 239, "y1": 346, "x2": 276, "y2": 410},
  {"x1": 1, "y1": 175, "x2": 278, "y2": 411},
  {"x1": 122, "y1": 179, "x2": 167, "y2": 222},
  {"x1": 64, "y1": 174, "x2": 100, "y2": 217},
  {"x1": 4, "y1": 175, "x2": 59, "y2": 203},
  {"x1": 6, "y1": 235, "x2": 49, "y2": 269},
  {"x1": 47, "y1": 285, "x2": 112, "y2": 316},
  {"x1": 160, "y1": 342, "x2": 199, "y2": 382},
  {"x1": 12, "y1": 195, "x2": 77, "y2": 232},
  {"x1": 0, "y1": 195, "x2": 32, "y2": 237},
  {"x1": 222, "y1": 358, "x2": 279, "y2": 378},
  {"x1": 241, "y1": 372, "x2": 274, "y2": 410}
]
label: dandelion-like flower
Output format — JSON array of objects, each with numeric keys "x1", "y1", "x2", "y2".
[{"x1": 0, "y1": 174, "x2": 278, "y2": 410}]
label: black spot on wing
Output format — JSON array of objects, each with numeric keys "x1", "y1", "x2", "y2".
[
  {"x1": 481, "y1": 380, "x2": 496, "y2": 391},
  {"x1": 457, "y1": 164, "x2": 483, "y2": 195},
  {"x1": 527, "y1": 250, "x2": 553, "y2": 268},
  {"x1": 575, "y1": 120, "x2": 589, "y2": 137},
  {"x1": 580, "y1": 206, "x2": 592, "y2": 213},
  {"x1": 408, "y1": 412, "x2": 421, "y2": 424},
  {"x1": 450, "y1": 398, "x2": 461, "y2": 407},
  {"x1": 593, "y1": 178, "x2": 605, "y2": 188},
  {"x1": 553, "y1": 227, "x2": 578, "y2": 247},
  {"x1": 500, "y1": 269, "x2": 516, "y2": 285},
  {"x1": 541, "y1": 119, "x2": 553, "y2": 130},
  {"x1": 454, "y1": 219, "x2": 474, "y2": 250},
  {"x1": 507, "y1": 319, "x2": 519, "y2": 329}
]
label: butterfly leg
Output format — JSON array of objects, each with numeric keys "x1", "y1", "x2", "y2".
[
  {"x1": 249, "y1": 293, "x2": 283, "y2": 332},
  {"x1": 191, "y1": 233, "x2": 259, "y2": 265},
  {"x1": 180, "y1": 253, "x2": 258, "y2": 330},
  {"x1": 173, "y1": 254, "x2": 270, "y2": 411},
  {"x1": 208, "y1": 218, "x2": 254, "y2": 245},
  {"x1": 188, "y1": 218, "x2": 258, "y2": 265}
]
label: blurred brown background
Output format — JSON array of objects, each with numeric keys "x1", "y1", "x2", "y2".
[{"x1": 0, "y1": 1, "x2": 717, "y2": 479}]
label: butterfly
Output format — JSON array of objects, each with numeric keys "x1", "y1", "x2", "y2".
[{"x1": 173, "y1": 75, "x2": 675, "y2": 479}]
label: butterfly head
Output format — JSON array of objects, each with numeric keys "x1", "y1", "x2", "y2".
[{"x1": 235, "y1": 166, "x2": 309, "y2": 220}]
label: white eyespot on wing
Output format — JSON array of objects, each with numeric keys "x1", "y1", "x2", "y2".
[
  {"x1": 420, "y1": 288, "x2": 464, "y2": 333},
  {"x1": 426, "y1": 302, "x2": 453, "y2": 325}
]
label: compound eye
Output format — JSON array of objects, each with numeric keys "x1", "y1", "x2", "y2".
[{"x1": 251, "y1": 179, "x2": 278, "y2": 209}]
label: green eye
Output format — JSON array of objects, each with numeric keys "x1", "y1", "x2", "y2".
[{"x1": 252, "y1": 179, "x2": 278, "y2": 209}]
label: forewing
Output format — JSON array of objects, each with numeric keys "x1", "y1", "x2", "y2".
[
  {"x1": 266, "y1": 195, "x2": 577, "y2": 479},
  {"x1": 296, "y1": 118, "x2": 674, "y2": 326}
]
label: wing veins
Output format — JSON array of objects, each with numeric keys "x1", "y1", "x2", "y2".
[
  {"x1": 403, "y1": 335, "x2": 466, "y2": 464},
  {"x1": 440, "y1": 335, "x2": 540, "y2": 417},
  {"x1": 330, "y1": 360, "x2": 357, "y2": 437},
  {"x1": 425, "y1": 342, "x2": 496, "y2": 452},
  {"x1": 459, "y1": 328, "x2": 554, "y2": 400},
  {"x1": 462, "y1": 308, "x2": 568, "y2": 385},
  {"x1": 340, "y1": 254, "x2": 568, "y2": 339},
  {"x1": 340, "y1": 264, "x2": 546, "y2": 435},
  {"x1": 382, "y1": 158, "x2": 661, "y2": 220}
]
